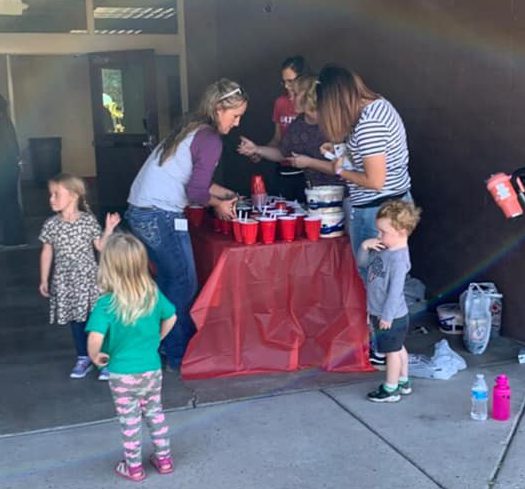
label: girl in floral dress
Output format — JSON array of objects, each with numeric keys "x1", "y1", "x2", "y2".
[{"x1": 38, "y1": 173, "x2": 120, "y2": 379}]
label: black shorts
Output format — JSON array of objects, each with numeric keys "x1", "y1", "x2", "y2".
[{"x1": 371, "y1": 315, "x2": 409, "y2": 353}]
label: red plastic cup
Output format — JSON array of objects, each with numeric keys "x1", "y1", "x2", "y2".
[
  {"x1": 258, "y1": 217, "x2": 277, "y2": 244},
  {"x1": 278, "y1": 216, "x2": 297, "y2": 242},
  {"x1": 486, "y1": 173, "x2": 523, "y2": 218},
  {"x1": 251, "y1": 174, "x2": 267, "y2": 194},
  {"x1": 291, "y1": 213, "x2": 305, "y2": 238},
  {"x1": 186, "y1": 205, "x2": 205, "y2": 227},
  {"x1": 232, "y1": 219, "x2": 243, "y2": 243},
  {"x1": 304, "y1": 216, "x2": 322, "y2": 241},
  {"x1": 275, "y1": 201, "x2": 287, "y2": 211},
  {"x1": 240, "y1": 219, "x2": 259, "y2": 245}
]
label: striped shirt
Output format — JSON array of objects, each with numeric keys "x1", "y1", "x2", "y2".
[{"x1": 345, "y1": 98, "x2": 411, "y2": 206}]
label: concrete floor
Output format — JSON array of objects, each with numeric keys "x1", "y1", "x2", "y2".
[{"x1": 3, "y1": 182, "x2": 525, "y2": 488}]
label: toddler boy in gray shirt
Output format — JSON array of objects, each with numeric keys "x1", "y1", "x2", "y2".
[{"x1": 357, "y1": 200, "x2": 421, "y2": 403}]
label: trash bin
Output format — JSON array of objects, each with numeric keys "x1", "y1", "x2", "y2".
[{"x1": 29, "y1": 137, "x2": 62, "y2": 185}]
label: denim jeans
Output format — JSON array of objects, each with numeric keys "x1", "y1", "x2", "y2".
[
  {"x1": 70, "y1": 321, "x2": 88, "y2": 357},
  {"x1": 125, "y1": 206, "x2": 198, "y2": 368}
]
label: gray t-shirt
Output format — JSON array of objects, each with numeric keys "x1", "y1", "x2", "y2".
[{"x1": 357, "y1": 246, "x2": 410, "y2": 322}]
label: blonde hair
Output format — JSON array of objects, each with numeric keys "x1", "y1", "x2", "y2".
[
  {"x1": 49, "y1": 173, "x2": 91, "y2": 212},
  {"x1": 293, "y1": 74, "x2": 318, "y2": 114},
  {"x1": 159, "y1": 78, "x2": 248, "y2": 165},
  {"x1": 98, "y1": 233, "x2": 158, "y2": 325},
  {"x1": 316, "y1": 65, "x2": 379, "y2": 142},
  {"x1": 377, "y1": 200, "x2": 421, "y2": 236}
]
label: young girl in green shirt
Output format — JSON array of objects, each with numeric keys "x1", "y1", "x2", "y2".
[{"x1": 87, "y1": 233, "x2": 177, "y2": 482}]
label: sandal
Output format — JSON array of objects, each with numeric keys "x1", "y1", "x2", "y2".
[
  {"x1": 114, "y1": 460, "x2": 146, "y2": 482},
  {"x1": 150, "y1": 454, "x2": 174, "y2": 474}
]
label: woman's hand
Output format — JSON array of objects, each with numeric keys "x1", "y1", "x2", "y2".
[
  {"x1": 332, "y1": 156, "x2": 344, "y2": 175},
  {"x1": 320, "y1": 142, "x2": 335, "y2": 156},
  {"x1": 361, "y1": 238, "x2": 385, "y2": 251},
  {"x1": 214, "y1": 197, "x2": 237, "y2": 220},
  {"x1": 238, "y1": 136, "x2": 258, "y2": 157},
  {"x1": 289, "y1": 152, "x2": 312, "y2": 169},
  {"x1": 39, "y1": 281, "x2": 49, "y2": 298}
]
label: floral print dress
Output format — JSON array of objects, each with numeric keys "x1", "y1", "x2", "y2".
[{"x1": 39, "y1": 212, "x2": 101, "y2": 325}]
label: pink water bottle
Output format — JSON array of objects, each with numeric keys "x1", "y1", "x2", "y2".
[{"x1": 492, "y1": 374, "x2": 511, "y2": 421}]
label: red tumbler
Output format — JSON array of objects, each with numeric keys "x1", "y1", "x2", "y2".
[
  {"x1": 240, "y1": 219, "x2": 259, "y2": 245},
  {"x1": 258, "y1": 217, "x2": 277, "y2": 244},
  {"x1": 278, "y1": 216, "x2": 296, "y2": 242},
  {"x1": 232, "y1": 219, "x2": 243, "y2": 243},
  {"x1": 304, "y1": 216, "x2": 322, "y2": 241}
]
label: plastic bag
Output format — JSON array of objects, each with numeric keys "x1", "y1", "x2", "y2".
[
  {"x1": 408, "y1": 339, "x2": 466, "y2": 380},
  {"x1": 404, "y1": 274, "x2": 427, "y2": 317},
  {"x1": 460, "y1": 283, "x2": 502, "y2": 354},
  {"x1": 460, "y1": 282, "x2": 503, "y2": 337}
]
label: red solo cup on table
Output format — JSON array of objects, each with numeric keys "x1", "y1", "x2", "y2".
[
  {"x1": 304, "y1": 216, "x2": 322, "y2": 241},
  {"x1": 278, "y1": 216, "x2": 297, "y2": 242},
  {"x1": 232, "y1": 219, "x2": 243, "y2": 243},
  {"x1": 186, "y1": 205, "x2": 205, "y2": 227},
  {"x1": 221, "y1": 218, "x2": 233, "y2": 236},
  {"x1": 275, "y1": 201, "x2": 287, "y2": 211},
  {"x1": 258, "y1": 217, "x2": 277, "y2": 244},
  {"x1": 291, "y1": 212, "x2": 306, "y2": 238},
  {"x1": 251, "y1": 174, "x2": 267, "y2": 194},
  {"x1": 240, "y1": 219, "x2": 259, "y2": 245}
]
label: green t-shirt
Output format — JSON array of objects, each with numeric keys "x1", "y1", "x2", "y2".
[{"x1": 86, "y1": 290, "x2": 176, "y2": 374}]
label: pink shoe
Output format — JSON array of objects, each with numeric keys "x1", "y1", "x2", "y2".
[
  {"x1": 150, "y1": 454, "x2": 174, "y2": 474},
  {"x1": 114, "y1": 461, "x2": 146, "y2": 482}
]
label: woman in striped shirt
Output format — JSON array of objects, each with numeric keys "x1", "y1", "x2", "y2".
[{"x1": 315, "y1": 65, "x2": 413, "y2": 278}]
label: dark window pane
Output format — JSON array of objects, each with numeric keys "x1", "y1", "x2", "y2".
[
  {"x1": 0, "y1": 1, "x2": 86, "y2": 33},
  {"x1": 93, "y1": 0, "x2": 177, "y2": 35}
]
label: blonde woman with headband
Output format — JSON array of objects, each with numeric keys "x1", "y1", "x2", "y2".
[
  {"x1": 126, "y1": 78, "x2": 248, "y2": 371},
  {"x1": 38, "y1": 173, "x2": 121, "y2": 380},
  {"x1": 87, "y1": 233, "x2": 177, "y2": 482}
]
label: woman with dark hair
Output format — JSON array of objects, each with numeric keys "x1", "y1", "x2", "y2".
[
  {"x1": 243, "y1": 55, "x2": 310, "y2": 200},
  {"x1": 315, "y1": 65, "x2": 412, "y2": 369},
  {"x1": 315, "y1": 65, "x2": 412, "y2": 272},
  {"x1": 125, "y1": 79, "x2": 248, "y2": 370},
  {"x1": 0, "y1": 95, "x2": 26, "y2": 247}
]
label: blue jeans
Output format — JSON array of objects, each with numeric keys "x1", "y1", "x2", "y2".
[
  {"x1": 70, "y1": 321, "x2": 88, "y2": 356},
  {"x1": 125, "y1": 206, "x2": 198, "y2": 368}
]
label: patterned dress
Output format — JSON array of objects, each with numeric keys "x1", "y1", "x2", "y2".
[{"x1": 39, "y1": 212, "x2": 102, "y2": 325}]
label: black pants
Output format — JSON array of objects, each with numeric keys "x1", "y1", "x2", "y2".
[
  {"x1": 0, "y1": 165, "x2": 26, "y2": 245},
  {"x1": 277, "y1": 173, "x2": 307, "y2": 203}
]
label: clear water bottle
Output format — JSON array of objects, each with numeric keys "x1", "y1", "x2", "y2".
[{"x1": 471, "y1": 373, "x2": 488, "y2": 421}]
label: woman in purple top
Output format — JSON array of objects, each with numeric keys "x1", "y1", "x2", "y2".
[
  {"x1": 125, "y1": 79, "x2": 248, "y2": 369},
  {"x1": 238, "y1": 75, "x2": 342, "y2": 200}
]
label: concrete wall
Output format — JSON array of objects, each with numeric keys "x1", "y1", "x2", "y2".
[
  {"x1": 11, "y1": 55, "x2": 96, "y2": 177},
  {"x1": 183, "y1": 0, "x2": 525, "y2": 340}
]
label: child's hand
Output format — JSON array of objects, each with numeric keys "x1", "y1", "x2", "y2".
[
  {"x1": 92, "y1": 352, "x2": 110, "y2": 367},
  {"x1": 379, "y1": 319, "x2": 392, "y2": 330},
  {"x1": 361, "y1": 238, "x2": 385, "y2": 251},
  {"x1": 105, "y1": 212, "x2": 121, "y2": 233},
  {"x1": 39, "y1": 282, "x2": 50, "y2": 298}
]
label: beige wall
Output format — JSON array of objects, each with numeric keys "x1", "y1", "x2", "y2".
[{"x1": 11, "y1": 55, "x2": 96, "y2": 177}]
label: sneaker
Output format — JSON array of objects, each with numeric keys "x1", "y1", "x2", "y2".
[
  {"x1": 70, "y1": 356, "x2": 93, "y2": 379},
  {"x1": 98, "y1": 367, "x2": 110, "y2": 381},
  {"x1": 369, "y1": 350, "x2": 387, "y2": 370},
  {"x1": 398, "y1": 379, "x2": 413, "y2": 395},
  {"x1": 367, "y1": 384, "x2": 401, "y2": 403}
]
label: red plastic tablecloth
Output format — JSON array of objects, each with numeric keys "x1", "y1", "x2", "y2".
[{"x1": 181, "y1": 227, "x2": 372, "y2": 379}]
